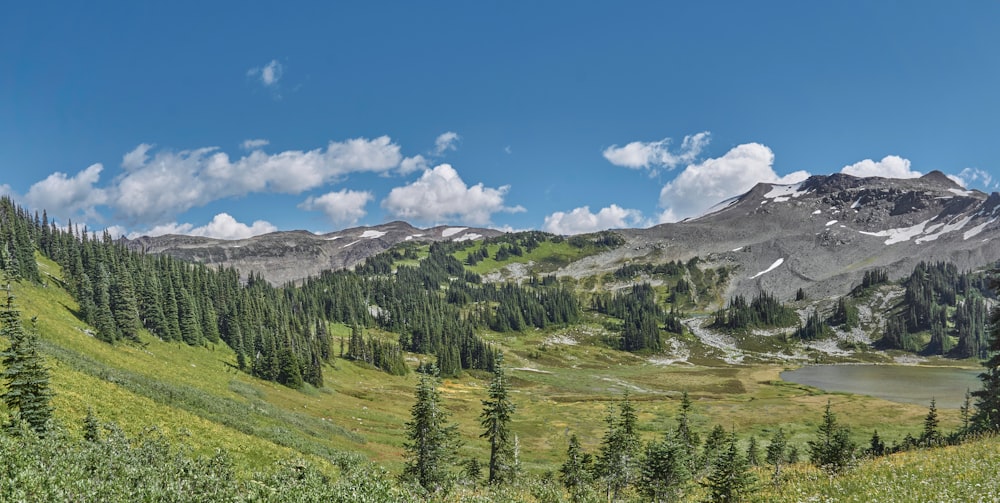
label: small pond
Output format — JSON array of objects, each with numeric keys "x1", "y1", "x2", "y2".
[{"x1": 780, "y1": 364, "x2": 981, "y2": 409}]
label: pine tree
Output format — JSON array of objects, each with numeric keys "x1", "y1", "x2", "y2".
[
  {"x1": 866, "y1": 430, "x2": 885, "y2": 458},
  {"x1": 765, "y1": 428, "x2": 787, "y2": 482},
  {"x1": 920, "y1": 398, "x2": 941, "y2": 447},
  {"x1": 639, "y1": 435, "x2": 690, "y2": 502},
  {"x1": 83, "y1": 407, "x2": 101, "y2": 442},
  {"x1": 972, "y1": 274, "x2": 1000, "y2": 431},
  {"x1": 402, "y1": 364, "x2": 460, "y2": 493},
  {"x1": 560, "y1": 434, "x2": 593, "y2": 502},
  {"x1": 480, "y1": 353, "x2": 516, "y2": 485},
  {"x1": 701, "y1": 424, "x2": 727, "y2": 475},
  {"x1": 704, "y1": 431, "x2": 755, "y2": 503},
  {"x1": 0, "y1": 289, "x2": 53, "y2": 434},
  {"x1": 745, "y1": 436, "x2": 760, "y2": 467},
  {"x1": 596, "y1": 391, "x2": 641, "y2": 501},
  {"x1": 675, "y1": 391, "x2": 701, "y2": 473},
  {"x1": 808, "y1": 400, "x2": 855, "y2": 473}
]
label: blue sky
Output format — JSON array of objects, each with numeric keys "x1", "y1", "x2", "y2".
[{"x1": 2, "y1": 2, "x2": 999, "y2": 238}]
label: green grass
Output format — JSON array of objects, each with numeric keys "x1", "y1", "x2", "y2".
[
  {"x1": 455, "y1": 240, "x2": 604, "y2": 276},
  {"x1": 0, "y1": 254, "x2": 980, "y2": 494}
]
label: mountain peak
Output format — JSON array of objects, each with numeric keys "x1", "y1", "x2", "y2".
[{"x1": 919, "y1": 170, "x2": 961, "y2": 188}]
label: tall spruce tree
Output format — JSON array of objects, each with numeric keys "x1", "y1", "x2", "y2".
[
  {"x1": 765, "y1": 428, "x2": 788, "y2": 482},
  {"x1": 808, "y1": 400, "x2": 855, "y2": 473},
  {"x1": 704, "y1": 431, "x2": 755, "y2": 503},
  {"x1": 596, "y1": 391, "x2": 641, "y2": 501},
  {"x1": 402, "y1": 364, "x2": 460, "y2": 493},
  {"x1": 560, "y1": 434, "x2": 593, "y2": 502},
  {"x1": 639, "y1": 434, "x2": 690, "y2": 502},
  {"x1": 480, "y1": 353, "x2": 516, "y2": 485},
  {"x1": 0, "y1": 289, "x2": 53, "y2": 434},
  {"x1": 972, "y1": 273, "x2": 1000, "y2": 431}
]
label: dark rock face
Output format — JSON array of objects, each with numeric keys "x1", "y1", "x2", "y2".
[{"x1": 123, "y1": 221, "x2": 503, "y2": 284}]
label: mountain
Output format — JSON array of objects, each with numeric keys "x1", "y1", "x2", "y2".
[
  {"x1": 126, "y1": 172, "x2": 1000, "y2": 300},
  {"x1": 578, "y1": 171, "x2": 1000, "y2": 300},
  {"x1": 124, "y1": 221, "x2": 503, "y2": 284}
]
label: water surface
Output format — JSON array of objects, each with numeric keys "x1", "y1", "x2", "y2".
[{"x1": 780, "y1": 364, "x2": 981, "y2": 409}]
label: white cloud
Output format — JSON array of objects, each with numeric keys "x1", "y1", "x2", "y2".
[
  {"x1": 658, "y1": 143, "x2": 810, "y2": 222},
  {"x1": 542, "y1": 205, "x2": 645, "y2": 235},
  {"x1": 603, "y1": 131, "x2": 710, "y2": 171},
  {"x1": 24, "y1": 163, "x2": 108, "y2": 220},
  {"x1": 382, "y1": 164, "x2": 525, "y2": 225},
  {"x1": 950, "y1": 168, "x2": 993, "y2": 189},
  {"x1": 399, "y1": 154, "x2": 429, "y2": 175},
  {"x1": 433, "y1": 132, "x2": 460, "y2": 155},
  {"x1": 112, "y1": 136, "x2": 404, "y2": 224},
  {"x1": 122, "y1": 143, "x2": 153, "y2": 170},
  {"x1": 0, "y1": 184, "x2": 14, "y2": 198},
  {"x1": 130, "y1": 213, "x2": 276, "y2": 240},
  {"x1": 299, "y1": 189, "x2": 374, "y2": 226},
  {"x1": 248, "y1": 60, "x2": 283, "y2": 87},
  {"x1": 241, "y1": 139, "x2": 270, "y2": 150},
  {"x1": 841, "y1": 155, "x2": 919, "y2": 179}
]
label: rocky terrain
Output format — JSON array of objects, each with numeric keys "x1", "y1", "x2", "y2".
[
  {"x1": 128, "y1": 171, "x2": 1000, "y2": 300},
  {"x1": 125, "y1": 221, "x2": 503, "y2": 284}
]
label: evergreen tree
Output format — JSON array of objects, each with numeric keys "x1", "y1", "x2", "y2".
[
  {"x1": 560, "y1": 434, "x2": 593, "y2": 502},
  {"x1": 920, "y1": 398, "x2": 941, "y2": 447},
  {"x1": 480, "y1": 353, "x2": 516, "y2": 485},
  {"x1": 675, "y1": 391, "x2": 701, "y2": 473},
  {"x1": 745, "y1": 436, "x2": 760, "y2": 467},
  {"x1": 0, "y1": 290, "x2": 53, "y2": 434},
  {"x1": 972, "y1": 274, "x2": 1000, "y2": 431},
  {"x1": 701, "y1": 424, "x2": 728, "y2": 475},
  {"x1": 596, "y1": 392, "x2": 641, "y2": 501},
  {"x1": 83, "y1": 408, "x2": 101, "y2": 442},
  {"x1": 808, "y1": 401, "x2": 855, "y2": 473},
  {"x1": 639, "y1": 435, "x2": 690, "y2": 502},
  {"x1": 764, "y1": 428, "x2": 787, "y2": 481},
  {"x1": 402, "y1": 365, "x2": 460, "y2": 493},
  {"x1": 866, "y1": 430, "x2": 886, "y2": 458},
  {"x1": 703, "y1": 431, "x2": 755, "y2": 503}
]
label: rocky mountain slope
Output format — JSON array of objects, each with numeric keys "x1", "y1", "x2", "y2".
[
  {"x1": 129, "y1": 172, "x2": 1000, "y2": 299},
  {"x1": 125, "y1": 221, "x2": 502, "y2": 284},
  {"x1": 565, "y1": 171, "x2": 1000, "y2": 301}
]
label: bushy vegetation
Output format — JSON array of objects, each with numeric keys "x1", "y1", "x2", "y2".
[{"x1": 712, "y1": 291, "x2": 798, "y2": 331}]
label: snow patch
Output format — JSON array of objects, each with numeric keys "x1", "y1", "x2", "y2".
[
  {"x1": 325, "y1": 235, "x2": 341, "y2": 241},
  {"x1": 750, "y1": 258, "x2": 784, "y2": 279},
  {"x1": 453, "y1": 233, "x2": 482, "y2": 242},
  {"x1": 764, "y1": 182, "x2": 806, "y2": 199},
  {"x1": 964, "y1": 218, "x2": 997, "y2": 240},
  {"x1": 949, "y1": 188, "x2": 974, "y2": 197},
  {"x1": 812, "y1": 209, "x2": 822, "y2": 215},
  {"x1": 825, "y1": 220, "x2": 838, "y2": 227},
  {"x1": 731, "y1": 246, "x2": 743, "y2": 252},
  {"x1": 404, "y1": 236, "x2": 413, "y2": 241},
  {"x1": 360, "y1": 230, "x2": 386, "y2": 239},
  {"x1": 850, "y1": 198, "x2": 862, "y2": 209},
  {"x1": 341, "y1": 240, "x2": 361, "y2": 248},
  {"x1": 512, "y1": 367, "x2": 552, "y2": 374},
  {"x1": 915, "y1": 216, "x2": 972, "y2": 243},
  {"x1": 859, "y1": 219, "x2": 931, "y2": 245},
  {"x1": 442, "y1": 227, "x2": 467, "y2": 238}
]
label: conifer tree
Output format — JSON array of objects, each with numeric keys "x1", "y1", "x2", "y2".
[
  {"x1": 402, "y1": 364, "x2": 460, "y2": 493},
  {"x1": 596, "y1": 391, "x2": 641, "y2": 500},
  {"x1": 0, "y1": 289, "x2": 53, "y2": 434},
  {"x1": 808, "y1": 400, "x2": 855, "y2": 473},
  {"x1": 972, "y1": 274, "x2": 1000, "y2": 431},
  {"x1": 920, "y1": 398, "x2": 941, "y2": 447},
  {"x1": 83, "y1": 407, "x2": 101, "y2": 442},
  {"x1": 675, "y1": 391, "x2": 701, "y2": 472},
  {"x1": 704, "y1": 431, "x2": 755, "y2": 502},
  {"x1": 745, "y1": 436, "x2": 760, "y2": 466},
  {"x1": 639, "y1": 435, "x2": 690, "y2": 502},
  {"x1": 560, "y1": 434, "x2": 593, "y2": 502},
  {"x1": 866, "y1": 430, "x2": 885, "y2": 458},
  {"x1": 764, "y1": 428, "x2": 787, "y2": 481},
  {"x1": 480, "y1": 353, "x2": 516, "y2": 485}
]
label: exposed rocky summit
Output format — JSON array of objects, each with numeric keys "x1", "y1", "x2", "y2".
[
  {"x1": 124, "y1": 221, "x2": 502, "y2": 284},
  {"x1": 603, "y1": 171, "x2": 1000, "y2": 300}
]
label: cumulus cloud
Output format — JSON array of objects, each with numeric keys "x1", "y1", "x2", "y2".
[
  {"x1": 433, "y1": 132, "x2": 460, "y2": 155},
  {"x1": 248, "y1": 60, "x2": 283, "y2": 87},
  {"x1": 841, "y1": 155, "x2": 919, "y2": 179},
  {"x1": 0, "y1": 184, "x2": 14, "y2": 198},
  {"x1": 130, "y1": 213, "x2": 277, "y2": 240},
  {"x1": 299, "y1": 189, "x2": 374, "y2": 226},
  {"x1": 112, "y1": 136, "x2": 403, "y2": 224},
  {"x1": 241, "y1": 139, "x2": 270, "y2": 150},
  {"x1": 658, "y1": 143, "x2": 810, "y2": 222},
  {"x1": 603, "y1": 131, "x2": 710, "y2": 172},
  {"x1": 949, "y1": 167, "x2": 993, "y2": 189},
  {"x1": 398, "y1": 154, "x2": 429, "y2": 175},
  {"x1": 382, "y1": 164, "x2": 525, "y2": 225},
  {"x1": 542, "y1": 205, "x2": 645, "y2": 235},
  {"x1": 24, "y1": 163, "x2": 108, "y2": 220}
]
